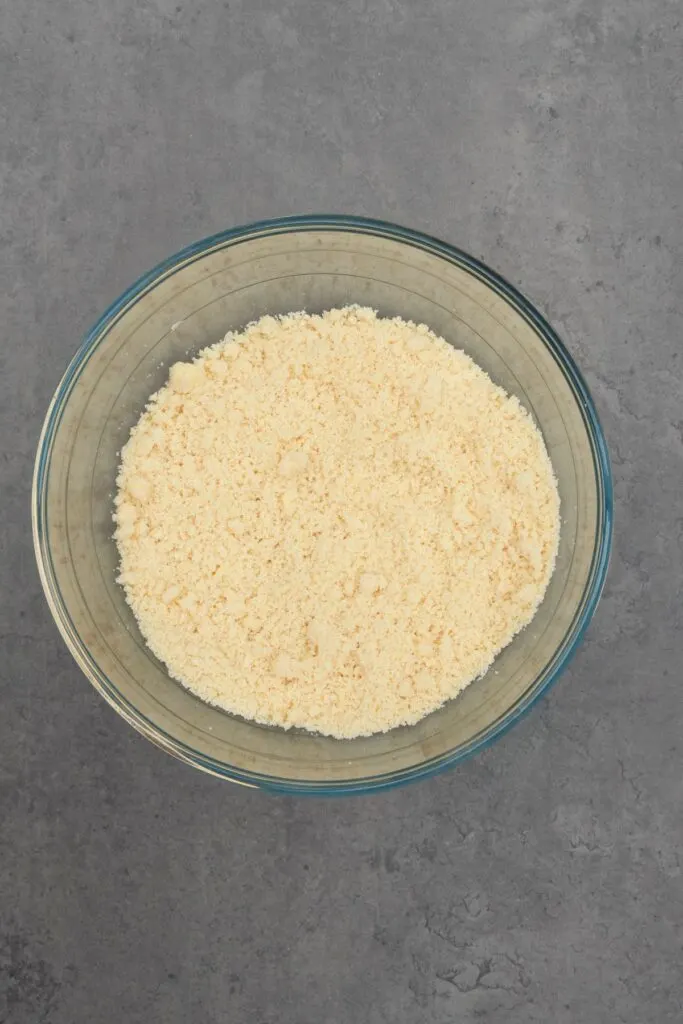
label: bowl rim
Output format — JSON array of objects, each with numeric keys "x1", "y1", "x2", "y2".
[{"x1": 32, "y1": 213, "x2": 613, "y2": 795}]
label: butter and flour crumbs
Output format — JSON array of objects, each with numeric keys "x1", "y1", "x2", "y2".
[{"x1": 114, "y1": 307, "x2": 560, "y2": 738}]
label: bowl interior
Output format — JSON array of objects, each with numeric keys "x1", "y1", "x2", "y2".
[{"x1": 34, "y1": 218, "x2": 610, "y2": 792}]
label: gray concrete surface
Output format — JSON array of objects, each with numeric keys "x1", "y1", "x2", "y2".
[{"x1": 1, "y1": 1, "x2": 682, "y2": 1021}]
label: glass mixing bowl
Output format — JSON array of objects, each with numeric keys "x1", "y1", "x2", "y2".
[{"x1": 33, "y1": 215, "x2": 612, "y2": 794}]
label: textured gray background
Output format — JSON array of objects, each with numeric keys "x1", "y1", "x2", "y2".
[{"x1": 1, "y1": 0, "x2": 682, "y2": 1021}]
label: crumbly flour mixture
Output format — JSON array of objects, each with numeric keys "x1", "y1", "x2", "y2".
[{"x1": 114, "y1": 307, "x2": 560, "y2": 738}]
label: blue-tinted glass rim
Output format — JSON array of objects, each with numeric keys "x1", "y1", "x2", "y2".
[{"x1": 33, "y1": 214, "x2": 613, "y2": 795}]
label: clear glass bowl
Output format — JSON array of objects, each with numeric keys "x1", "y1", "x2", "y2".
[{"x1": 32, "y1": 215, "x2": 612, "y2": 794}]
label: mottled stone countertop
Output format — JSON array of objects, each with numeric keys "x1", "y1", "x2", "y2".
[{"x1": 1, "y1": 2, "x2": 681, "y2": 1022}]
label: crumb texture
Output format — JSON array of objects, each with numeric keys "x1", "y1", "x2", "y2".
[{"x1": 114, "y1": 307, "x2": 560, "y2": 738}]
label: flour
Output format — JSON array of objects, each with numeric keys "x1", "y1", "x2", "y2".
[{"x1": 114, "y1": 307, "x2": 560, "y2": 738}]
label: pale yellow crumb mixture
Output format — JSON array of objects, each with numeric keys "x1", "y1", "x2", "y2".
[{"x1": 114, "y1": 307, "x2": 560, "y2": 738}]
